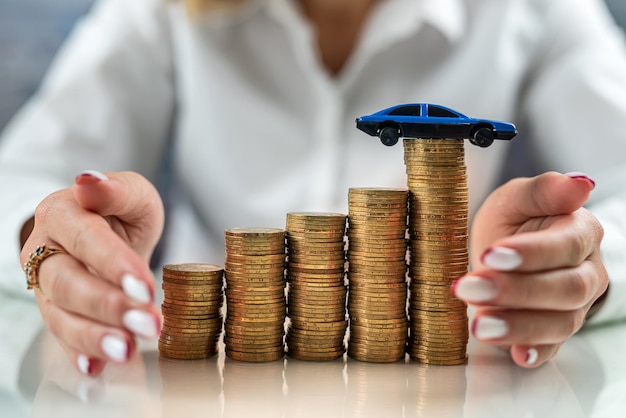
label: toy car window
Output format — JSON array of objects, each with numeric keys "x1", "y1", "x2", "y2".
[
  {"x1": 389, "y1": 106, "x2": 421, "y2": 116},
  {"x1": 427, "y1": 106, "x2": 459, "y2": 118}
]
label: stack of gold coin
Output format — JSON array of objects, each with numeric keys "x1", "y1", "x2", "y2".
[
  {"x1": 224, "y1": 227, "x2": 286, "y2": 362},
  {"x1": 403, "y1": 139, "x2": 469, "y2": 365},
  {"x1": 285, "y1": 212, "x2": 348, "y2": 361},
  {"x1": 346, "y1": 188, "x2": 409, "y2": 363},
  {"x1": 159, "y1": 263, "x2": 224, "y2": 359}
]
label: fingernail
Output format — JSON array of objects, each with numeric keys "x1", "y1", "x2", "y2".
[
  {"x1": 122, "y1": 273, "x2": 152, "y2": 304},
  {"x1": 525, "y1": 347, "x2": 539, "y2": 365},
  {"x1": 101, "y1": 335, "x2": 129, "y2": 362},
  {"x1": 123, "y1": 310, "x2": 160, "y2": 339},
  {"x1": 565, "y1": 172, "x2": 595, "y2": 189},
  {"x1": 75, "y1": 170, "x2": 108, "y2": 184},
  {"x1": 481, "y1": 247, "x2": 522, "y2": 271},
  {"x1": 453, "y1": 275, "x2": 498, "y2": 302},
  {"x1": 473, "y1": 316, "x2": 508, "y2": 340},
  {"x1": 77, "y1": 354, "x2": 92, "y2": 375}
]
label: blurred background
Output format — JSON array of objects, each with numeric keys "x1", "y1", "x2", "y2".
[{"x1": 0, "y1": 0, "x2": 625, "y2": 134}]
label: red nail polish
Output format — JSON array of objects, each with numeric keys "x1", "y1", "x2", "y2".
[
  {"x1": 450, "y1": 278, "x2": 461, "y2": 295},
  {"x1": 480, "y1": 248, "x2": 492, "y2": 266},
  {"x1": 75, "y1": 170, "x2": 108, "y2": 185},
  {"x1": 565, "y1": 172, "x2": 596, "y2": 189},
  {"x1": 75, "y1": 173, "x2": 100, "y2": 185}
]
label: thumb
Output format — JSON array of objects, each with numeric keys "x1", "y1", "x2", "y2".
[
  {"x1": 479, "y1": 171, "x2": 595, "y2": 226},
  {"x1": 72, "y1": 170, "x2": 164, "y2": 252},
  {"x1": 471, "y1": 172, "x2": 595, "y2": 263}
]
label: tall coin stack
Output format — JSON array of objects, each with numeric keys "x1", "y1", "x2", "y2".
[
  {"x1": 159, "y1": 263, "x2": 224, "y2": 359},
  {"x1": 224, "y1": 227, "x2": 287, "y2": 362},
  {"x1": 404, "y1": 139, "x2": 470, "y2": 365},
  {"x1": 346, "y1": 188, "x2": 409, "y2": 363},
  {"x1": 285, "y1": 212, "x2": 348, "y2": 361}
]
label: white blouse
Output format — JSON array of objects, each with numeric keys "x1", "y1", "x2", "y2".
[{"x1": 1, "y1": 0, "x2": 626, "y2": 324}]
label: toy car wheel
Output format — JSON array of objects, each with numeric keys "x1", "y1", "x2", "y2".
[
  {"x1": 379, "y1": 126, "x2": 400, "y2": 146},
  {"x1": 470, "y1": 127, "x2": 494, "y2": 147}
]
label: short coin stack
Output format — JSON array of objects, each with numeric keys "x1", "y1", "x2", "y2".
[
  {"x1": 346, "y1": 188, "x2": 409, "y2": 363},
  {"x1": 159, "y1": 263, "x2": 224, "y2": 359},
  {"x1": 285, "y1": 212, "x2": 348, "y2": 361},
  {"x1": 404, "y1": 139, "x2": 469, "y2": 365},
  {"x1": 224, "y1": 227, "x2": 287, "y2": 362}
]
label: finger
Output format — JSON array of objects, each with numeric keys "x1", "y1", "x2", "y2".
[
  {"x1": 60, "y1": 343, "x2": 106, "y2": 377},
  {"x1": 28, "y1": 189, "x2": 156, "y2": 304},
  {"x1": 509, "y1": 344, "x2": 561, "y2": 368},
  {"x1": 454, "y1": 260, "x2": 603, "y2": 310},
  {"x1": 73, "y1": 170, "x2": 164, "y2": 249},
  {"x1": 37, "y1": 253, "x2": 161, "y2": 339},
  {"x1": 470, "y1": 309, "x2": 586, "y2": 346},
  {"x1": 479, "y1": 209, "x2": 603, "y2": 272},
  {"x1": 492, "y1": 172, "x2": 595, "y2": 222},
  {"x1": 36, "y1": 290, "x2": 142, "y2": 366}
]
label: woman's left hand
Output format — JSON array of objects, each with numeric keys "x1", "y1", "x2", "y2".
[{"x1": 453, "y1": 172, "x2": 609, "y2": 367}]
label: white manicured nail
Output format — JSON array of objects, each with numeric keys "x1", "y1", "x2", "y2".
[
  {"x1": 473, "y1": 316, "x2": 508, "y2": 339},
  {"x1": 525, "y1": 347, "x2": 539, "y2": 365},
  {"x1": 122, "y1": 274, "x2": 152, "y2": 304},
  {"x1": 123, "y1": 310, "x2": 159, "y2": 339},
  {"x1": 77, "y1": 354, "x2": 91, "y2": 375},
  {"x1": 454, "y1": 276, "x2": 498, "y2": 302},
  {"x1": 79, "y1": 169, "x2": 108, "y2": 181},
  {"x1": 482, "y1": 247, "x2": 522, "y2": 271},
  {"x1": 101, "y1": 335, "x2": 129, "y2": 362}
]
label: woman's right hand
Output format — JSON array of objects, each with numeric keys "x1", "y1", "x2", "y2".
[{"x1": 20, "y1": 170, "x2": 165, "y2": 376}]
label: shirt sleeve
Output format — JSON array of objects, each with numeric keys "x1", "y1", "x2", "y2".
[
  {"x1": 520, "y1": 0, "x2": 626, "y2": 324},
  {"x1": 0, "y1": 0, "x2": 175, "y2": 296}
]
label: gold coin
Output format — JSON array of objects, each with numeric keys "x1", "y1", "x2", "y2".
[
  {"x1": 163, "y1": 263, "x2": 223, "y2": 274},
  {"x1": 225, "y1": 348, "x2": 285, "y2": 362},
  {"x1": 287, "y1": 349, "x2": 344, "y2": 361},
  {"x1": 225, "y1": 227, "x2": 285, "y2": 237},
  {"x1": 162, "y1": 298, "x2": 222, "y2": 307},
  {"x1": 159, "y1": 349, "x2": 217, "y2": 360},
  {"x1": 224, "y1": 325, "x2": 284, "y2": 337}
]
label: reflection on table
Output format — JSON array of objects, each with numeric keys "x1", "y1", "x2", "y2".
[{"x1": 2, "y1": 293, "x2": 626, "y2": 417}]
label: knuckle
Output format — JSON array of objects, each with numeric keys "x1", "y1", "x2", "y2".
[
  {"x1": 33, "y1": 198, "x2": 53, "y2": 223},
  {"x1": 563, "y1": 269, "x2": 590, "y2": 309},
  {"x1": 568, "y1": 229, "x2": 589, "y2": 264},
  {"x1": 562, "y1": 312, "x2": 582, "y2": 337},
  {"x1": 98, "y1": 290, "x2": 127, "y2": 323},
  {"x1": 34, "y1": 190, "x2": 66, "y2": 224},
  {"x1": 590, "y1": 215, "x2": 604, "y2": 244}
]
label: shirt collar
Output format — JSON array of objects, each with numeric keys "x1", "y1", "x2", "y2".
[
  {"x1": 371, "y1": 0, "x2": 466, "y2": 44},
  {"x1": 421, "y1": 0, "x2": 466, "y2": 43},
  {"x1": 203, "y1": 0, "x2": 467, "y2": 44}
]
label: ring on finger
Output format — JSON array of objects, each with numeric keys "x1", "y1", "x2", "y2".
[{"x1": 24, "y1": 244, "x2": 67, "y2": 292}]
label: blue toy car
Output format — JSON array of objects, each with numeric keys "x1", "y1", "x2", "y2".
[{"x1": 355, "y1": 103, "x2": 517, "y2": 147}]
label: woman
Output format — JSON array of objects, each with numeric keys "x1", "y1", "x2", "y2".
[{"x1": 0, "y1": 0, "x2": 624, "y2": 375}]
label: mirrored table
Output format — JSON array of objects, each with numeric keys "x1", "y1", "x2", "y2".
[{"x1": 2, "y1": 292, "x2": 626, "y2": 418}]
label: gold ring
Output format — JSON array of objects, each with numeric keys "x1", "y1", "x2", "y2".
[{"x1": 24, "y1": 244, "x2": 67, "y2": 291}]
